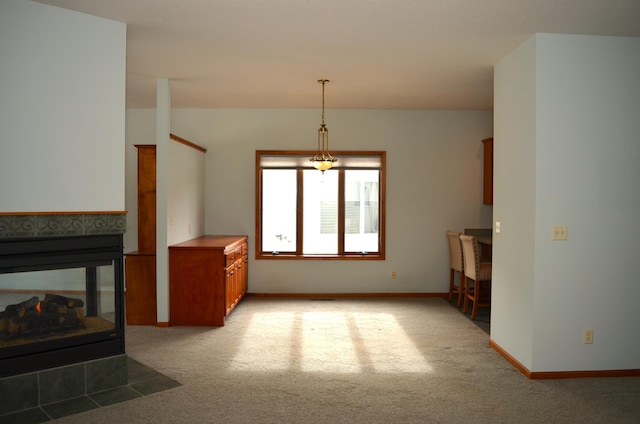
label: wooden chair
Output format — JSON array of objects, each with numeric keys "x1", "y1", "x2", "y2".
[
  {"x1": 460, "y1": 234, "x2": 492, "y2": 320},
  {"x1": 446, "y1": 231, "x2": 465, "y2": 307}
]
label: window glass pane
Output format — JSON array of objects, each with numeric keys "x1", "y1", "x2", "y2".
[
  {"x1": 262, "y1": 170, "x2": 297, "y2": 252},
  {"x1": 344, "y1": 170, "x2": 379, "y2": 253},
  {"x1": 303, "y1": 170, "x2": 338, "y2": 254}
]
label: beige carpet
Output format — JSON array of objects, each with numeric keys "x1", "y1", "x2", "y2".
[{"x1": 54, "y1": 297, "x2": 640, "y2": 423}]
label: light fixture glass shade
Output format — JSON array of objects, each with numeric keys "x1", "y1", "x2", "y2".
[
  {"x1": 310, "y1": 79, "x2": 337, "y2": 172},
  {"x1": 312, "y1": 160, "x2": 335, "y2": 172}
]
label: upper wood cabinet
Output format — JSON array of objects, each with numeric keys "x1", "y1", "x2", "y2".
[{"x1": 482, "y1": 138, "x2": 493, "y2": 205}]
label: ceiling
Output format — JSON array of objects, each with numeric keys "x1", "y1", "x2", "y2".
[{"x1": 35, "y1": 0, "x2": 640, "y2": 110}]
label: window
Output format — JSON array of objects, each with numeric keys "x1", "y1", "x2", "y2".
[{"x1": 256, "y1": 151, "x2": 386, "y2": 260}]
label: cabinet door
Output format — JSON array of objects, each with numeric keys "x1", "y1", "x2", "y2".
[
  {"x1": 237, "y1": 242, "x2": 247, "y2": 296},
  {"x1": 224, "y1": 254, "x2": 247, "y2": 315},
  {"x1": 125, "y1": 254, "x2": 157, "y2": 325},
  {"x1": 239, "y1": 252, "x2": 248, "y2": 296},
  {"x1": 225, "y1": 262, "x2": 237, "y2": 314}
]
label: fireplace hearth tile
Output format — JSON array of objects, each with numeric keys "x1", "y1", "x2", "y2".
[
  {"x1": 86, "y1": 355, "x2": 128, "y2": 393},
  {"x1": 40, "y1": 395, "x2": 99, "y2": 420},
  {"x1": 0, "y1": 372, "x2": 39, "y2": 415},
  {"x1": 89, "y1": 385, "x2": 141, "y2": 407},
  {"x1": 0, "y1": 407, "x2": 50, "y2": 424},
  {"x1": 130, "y1": 374, "x2": 181, "y2": 396},
  {"x1": 126, "y1": 357, "x2": 163, "y2": 383},
  {"x1": 0, "y1": 357, "x2": 179, "y2": 423},
  {"x1": 39, "y1": 363, "x2": 85, "y2": 405}
]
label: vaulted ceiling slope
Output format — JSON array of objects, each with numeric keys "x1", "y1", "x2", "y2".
[{"x1": 35, "y1": 0, "x2": 640, "y2": 110}]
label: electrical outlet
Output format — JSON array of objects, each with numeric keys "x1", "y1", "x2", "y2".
[
  {"x1": 584, "y1": 328, "x2": 593, "y2": 344},
  {"x1": 552, "y1": 224, "x2": 568, "y2": 240},
  {"x1": 390, "y1": 270, "x2": 397, "y2": 279}
]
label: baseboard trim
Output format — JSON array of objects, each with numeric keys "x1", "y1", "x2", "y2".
[
  {"x1": 529, "y1": 369, "x2": 640, "y2": 379},
  {"x1": 489, "y1": 339, "x2": 532, "y2": 378},
  {"x1": 150, "y1": 295, "x2": 447, "y2": 327},
  {"x1": 247, "y1": 292, "x2": 448, "y2": 298},
  {"x1": 489, "y1": 339, "x2": 640, "y2": 379}
]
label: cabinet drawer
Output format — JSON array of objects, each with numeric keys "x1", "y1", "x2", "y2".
[{"x1": 225, "y1": 246, "x2": 243, "y2": 267}]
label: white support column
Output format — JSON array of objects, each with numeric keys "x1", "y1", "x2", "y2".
[{"x1": 156, "y1": 78, "x2": 170, "y2": 324}]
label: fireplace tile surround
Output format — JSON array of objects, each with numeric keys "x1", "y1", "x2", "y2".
[{"x1": 0, "y1": 213, "x2": 126, "y2": 238}]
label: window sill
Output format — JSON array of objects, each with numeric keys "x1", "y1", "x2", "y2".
[{"x1": 256, "y1": 253, "x2": 384, "y2": 260}]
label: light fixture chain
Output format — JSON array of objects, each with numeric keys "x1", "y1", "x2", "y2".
[{"x1": 320, "y1": 79, "x2": 327, "y2": 126}]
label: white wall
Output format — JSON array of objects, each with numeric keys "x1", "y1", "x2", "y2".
[
  {"x1": 126, "y1": 108, "x2": 493, "y2": 294},
  {"x1": 167, "y1": 140, "x2": 206, "y2": 246},
  {"x1": 494, "y1": 34, "x2": 640, "y2": 372},
  {"x1": 491, "y1": 36, "x2": 538, "y2": 370},
  {"x1": 0, "y1": 0, "x2": 126, "y2": 213}
]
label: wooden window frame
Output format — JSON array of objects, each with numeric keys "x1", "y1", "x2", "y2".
[{"x1": 255, "y1": 150, "x2": 386, "y2": 260}]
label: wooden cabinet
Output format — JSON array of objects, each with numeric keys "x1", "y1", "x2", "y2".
[
  {"x1": 124, "y1": 253, "x2": 156, "y2": 325},
  {"x1": 125, "y1": 145, "x2": 157, "y2": 325},
  {"x1": 169, "y1": 236, "x2": 248, "y2": 326},
  {"x1": 482, "y1": 137, "x2": 493, "y2": 205}
]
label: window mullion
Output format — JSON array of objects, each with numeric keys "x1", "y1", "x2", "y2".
[
  {"x1": 338, "y1": 169, "x2": 345, "y2": 254},
  {"x1": 296, "y1": 169, "x2": 304, "y2": 255}
]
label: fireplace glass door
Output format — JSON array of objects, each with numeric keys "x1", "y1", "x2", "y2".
[
  {"x1": 0, "y1": 234, "x2": 125, "y2": 378},
  {"x1": 1, "y1": 263, "x2": 116, "y2": 348}
]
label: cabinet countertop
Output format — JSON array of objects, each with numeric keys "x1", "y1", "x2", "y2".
[{"x1": 169, "y1": 235, "x2": 247, "y2": 250}]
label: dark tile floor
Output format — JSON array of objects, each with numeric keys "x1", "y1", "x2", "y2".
[
  {"x1": 1, "y1": 358, "x2": 180, "y2": 423},
  {"x1": 447, "y1": 297, "x2": 491, "y2": 334}
]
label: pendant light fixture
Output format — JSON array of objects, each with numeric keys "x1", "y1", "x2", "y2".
[{"x1": 310, "y1": 78, "x2": 337, "y2": 172}]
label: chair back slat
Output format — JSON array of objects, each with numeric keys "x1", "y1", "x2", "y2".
[
  {"x1": 459, "y1": 234, "x2": 479, "y2": 280},
  {"x1": 446, "y1": 231, "x2": 463, "y2": 272}
]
